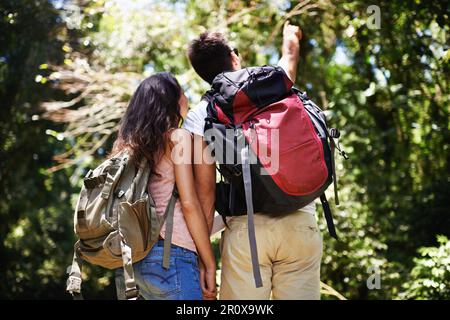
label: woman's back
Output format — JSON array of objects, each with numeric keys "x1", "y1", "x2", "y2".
[{"x1": 149, "y1": 153, "x2": 196, "y2": 253}]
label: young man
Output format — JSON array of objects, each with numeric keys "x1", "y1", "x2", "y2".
[{"x1": 184, "y1": 22, "x2": 323, "y2": 300}]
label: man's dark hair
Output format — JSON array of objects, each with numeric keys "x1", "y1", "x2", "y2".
[{"x1": 188, "y1": 32, "x2": 233, "y2": 84}]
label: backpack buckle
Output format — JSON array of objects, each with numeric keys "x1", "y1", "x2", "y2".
[
  {"x1": 125, "y1": 288, "x2": 139, "y2": 300},
  {"x1": 329, "y1": 128, "x2": 340, "y2": 138},
  {"x1": 66, "y1": 275, "x2": 81, "y2": 294},
  {"x1": 231, "y1": 165, "x2": 242, "y2": 176},
  {"x1": 83, "y1": 173, "x2": 107, "y2": 189}
]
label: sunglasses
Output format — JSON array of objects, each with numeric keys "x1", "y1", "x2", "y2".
[{"x1": 231, "y1": 48, "x2": 239, "y2": 56}]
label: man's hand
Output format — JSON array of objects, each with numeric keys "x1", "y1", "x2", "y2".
[
  {"x1": 278, "y1": 20, "x2": 302, "y2": 82},
  {"x1": 283, "y1": 20, "x2": 302, "y2": 45},
  {"x1": 199, "y1": 259, "x2": 217, "y2": 300}
]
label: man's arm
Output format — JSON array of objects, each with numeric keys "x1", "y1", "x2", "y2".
[
  {"x1": 192, "y1": 134, "x2": 216, "y2": 234},
  {"x1": 278, "y1": 21, "x2": 302, "y2": 82},
  {"x1": 192, "y1": 135, "x2": 217, "y2": 300},
  {"x1": 183, "y1": 102, "x2": 216, "y2": 234}
]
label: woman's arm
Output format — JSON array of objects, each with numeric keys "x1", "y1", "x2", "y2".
[{"x1": 170, "y1": 128, "x2": 216, "y2": 295}]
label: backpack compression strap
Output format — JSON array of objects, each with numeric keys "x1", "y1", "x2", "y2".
[
  {"x1": 120, "y1": 238, "x2": 139, "y2": 299},
  {"x1": 66, "y1": 242, "x2": 83, "y2": 300},
  {"x1": 66, "y1": 239, "x2": 140, "y2": 300},
  {"x1": 328, "y1": 130, "x2": 340, "y2": 206},
  {"x1": 241, "y1": 145, "x2": 263, "y2": 288},
  {"x1": 319, "y1": 194, "x2": 338, "y2": 239}
]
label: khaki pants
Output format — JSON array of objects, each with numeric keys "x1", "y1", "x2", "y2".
[{"x1": 219, "y1": 210, "x2": 323, "y2": 300}]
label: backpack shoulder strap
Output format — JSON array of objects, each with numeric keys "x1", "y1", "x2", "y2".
[
  {"x1": 201, "y1": 89, "x2": 214, "y2": 103},
  {"x1": 202, "y1": 90, "x2": 217, "y2": 120},
  {"x1": 161, "y1": 185, "x2": 179, "y2": 269}
]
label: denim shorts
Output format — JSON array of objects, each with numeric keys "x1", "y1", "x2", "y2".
[{"x1": 115, "y1": 240, "x2": 202, "y2": 300}]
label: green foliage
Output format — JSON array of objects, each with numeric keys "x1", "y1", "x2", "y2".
[
  {"x1": 0, "y1": 0, "x2": 115, "y2": 299},
  {"x1": 0, "y1": 0, "x2": 448, "y2": 299},
  {"x1": 399, "y1": 236, "x2": 450, "y2": 300},
  {"x1": 313, "y1": 0, "x2": 449, "y2": 299}
]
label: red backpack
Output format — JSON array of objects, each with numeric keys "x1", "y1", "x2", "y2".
[{"x1": 203, "y1": 66, "x2": 347, "y2": 287}]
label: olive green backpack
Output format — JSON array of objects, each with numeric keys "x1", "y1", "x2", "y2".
[{"x1": 66, "y1": 150, "x2": 178, "y2": 300}]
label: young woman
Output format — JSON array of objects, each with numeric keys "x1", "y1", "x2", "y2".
[{"x1": 113, "y1": 72, "x2": 216, "y2": 300}]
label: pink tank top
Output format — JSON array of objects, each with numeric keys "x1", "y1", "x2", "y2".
[{"x1": 148, "y1": 154, "x2": 197, "y2": 253}]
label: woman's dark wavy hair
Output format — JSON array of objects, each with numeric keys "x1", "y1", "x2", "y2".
[{"x1": 112, "y1": 72, "x2": 182, "y2": 172}]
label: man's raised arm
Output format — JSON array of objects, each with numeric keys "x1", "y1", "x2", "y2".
[{"x1": 277, "y1": 21, "x2": 302, "y2": 82}]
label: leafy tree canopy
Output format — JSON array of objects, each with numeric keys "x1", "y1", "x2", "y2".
[{"x1": 0, "y1": 0, "x2": 448, "y2": 299}]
